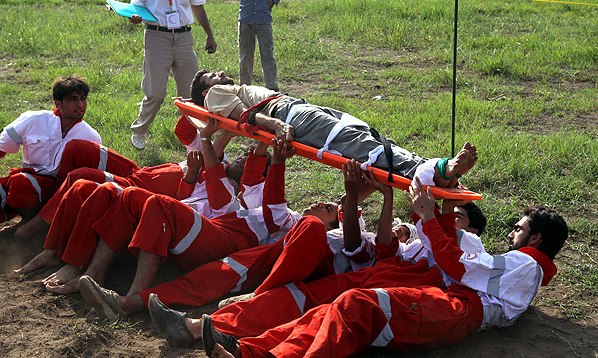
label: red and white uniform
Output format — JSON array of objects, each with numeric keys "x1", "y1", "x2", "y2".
[
  {"x1": 96, "y1": 155, "x2": 300, "y2": 274},
  {"x1": 0, "y1": 110, "x2": 100, "y2": 221},
  {"x1": 44, "y1": 180, "x2": 126, "y2": 268},
  {"x1": 46, "y1": 159, "x2": 238, "y2": 269},
  {"x1": 37, "y1": 114, "x2": 205, "y2": 224},
  {"x1": 211, "y1": 215, "x2": 557, "y2": 357},
  {"x1": 135, "y1": 207, "x2": 379, "y2": 308}
]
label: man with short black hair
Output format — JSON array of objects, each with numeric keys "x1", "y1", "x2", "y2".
[
  {"x1": 0, "y1": 75, "x2": 101, "y2": 223},
  {"x1": 455, "y1": 202, "x2": 486, "y2": 236},
  {"x1": 149, "y1": 182, "x2": 568, "y2": 357}
]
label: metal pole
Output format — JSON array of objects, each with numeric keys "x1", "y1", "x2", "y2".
[{"x1": 451, "y1": 0, "x2": 459, "y2": 157}]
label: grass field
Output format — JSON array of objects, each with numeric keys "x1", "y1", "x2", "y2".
[{"x1": 0, "y1": 0, "x2": 597, "y2": 355}]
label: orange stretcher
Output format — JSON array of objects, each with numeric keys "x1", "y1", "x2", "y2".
[{"x1": 175, "y1": 99, "x2": 482, "y2": 201}]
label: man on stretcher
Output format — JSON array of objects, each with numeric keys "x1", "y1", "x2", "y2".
[{"x1": 190, "y1": 70, "x2": 477, "y2": 189}]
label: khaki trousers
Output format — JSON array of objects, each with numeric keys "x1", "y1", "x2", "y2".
[{"x1": 131, "y1": 29, "x2": 199, "y2": 136}]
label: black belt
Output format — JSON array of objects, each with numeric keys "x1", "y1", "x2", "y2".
[{"x1": 145, "y1": 24, "x2": 192, "y2": 33}]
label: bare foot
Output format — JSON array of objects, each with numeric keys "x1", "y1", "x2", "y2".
[
  {"x1": 120, "y1": 295, "x2": 145, "y2": 316},
  {"x1": 45, "y1": 275, "x2": 82, "y2": 295},
  {"x1": 42, "y1": 264, "x2": 81, "y2": 286},
  {"x1": 435, "y1": 142, "x2": 477, "y2": 187},
  {"x1": 213, "y1": 343, "x2": 240, "y2": 358},
  {"x1": 14, "y1": 215, "x2": 49, "y2": 240},
  {"x1": 186, "y1": 317, "x2": 203, "y2": 341},
  {"x1": 13, "y1": 249, "x2": 59, "y2": 274}
]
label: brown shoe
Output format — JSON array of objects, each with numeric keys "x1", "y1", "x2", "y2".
[{"x1": 79, "y1": 275, "x2": 125, "y2": 321}]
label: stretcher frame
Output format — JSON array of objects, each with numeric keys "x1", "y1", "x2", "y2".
[{"x1": 175, "y1": 99, "x2": 482, "y2": 201}]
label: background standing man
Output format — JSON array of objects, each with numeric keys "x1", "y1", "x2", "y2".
[
  {"x1": 238, "y1": 0, "x2": 279, "y2": 91},
  {"x1": 129, "y1": 0, "x2": 217, "y2": 150}
]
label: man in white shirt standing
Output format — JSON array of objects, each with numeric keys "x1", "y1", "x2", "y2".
[
  {"x1": 129, "y1": 0, "x2": 217, "y2": 150},
  {"x1": 0, "y1": 75, "x2": 101, "y2": 224}
]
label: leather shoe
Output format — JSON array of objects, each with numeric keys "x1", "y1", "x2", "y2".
[
  {"x1": 148, "y1": 293, "x2": 195, "y2": 348},
  {"x1": 79, "y1": 275, "x2": 125, "y2": 321},
  {"x1": 202, "y1": 313, "x2": 239, "y2": 357}
]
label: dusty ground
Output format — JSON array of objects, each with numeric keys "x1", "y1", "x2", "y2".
[{"x1": 0, "y1": 219, "x2": 597, "y2": 358}]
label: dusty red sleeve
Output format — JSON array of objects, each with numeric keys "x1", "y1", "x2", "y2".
[
  {"x1": 176, "y1": 180, "x2": 195, "y2": 200},
  {"x1": 204, "y1": 164, "x2": 232, "y2": 210},
  {"x1": 174, "y1": 115, "x2": 197, "y2": 146},
  {"x1": 262, "y1": 163, "x2": 286, "y2": 233}
]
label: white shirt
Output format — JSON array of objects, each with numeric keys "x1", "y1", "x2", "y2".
[
  {"x1": 132, "y1": 0, "x2": 206, "y2": 27},
  {"x1": 0, "y1": 110, "x2": 101, "y2": 176}
]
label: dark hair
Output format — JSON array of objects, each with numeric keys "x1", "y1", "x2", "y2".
[
  {"x1": 52, "y1": 75, "x2": 89, "y2": 101},
  {"x1": 461, "y1": 202, "x2": 487, "y2": 236},
  {"x1": 191, "y1": 70, "x2": 210, "y2": 106},
  {"x1": 525, "y1": 206, "x2": 568, "y2": 260},
  {"x1": 330, "y1": 216, "x2": 340, "y2": 230}
]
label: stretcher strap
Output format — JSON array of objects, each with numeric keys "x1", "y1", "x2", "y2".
[
  {"x1": 316, "y1": 112, "x2": 369, "y2": 159},
  {"x1": 370, "y1": 128, "x2": 395, "y2": 183}
]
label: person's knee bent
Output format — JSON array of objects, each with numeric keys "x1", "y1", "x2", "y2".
[{"x1": 5, "y1": 174, "x2": 41, "y2": 209}]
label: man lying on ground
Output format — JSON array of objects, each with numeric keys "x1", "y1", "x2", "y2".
[
  {"x1": 72, "y1": 138, "x2": 349, "y2": 320},
  {"x1": 150, "y1": 179, "x2": 567, "y2": 357},
  {"x1": 191, "y1": 70, "x2": 477, "y2": 190},
  {"x1": 11, "y1": 113, "x2": 237, "y2": 248},
  {"x1": 0, "y1": 75, "x2": 101, "y2": 224},
  {"x1": 14, "y1": 120, "x2": 241, "y2": 293},
  {"x1": 76, "y1": 158, "x2": 407, "y2": 318}
]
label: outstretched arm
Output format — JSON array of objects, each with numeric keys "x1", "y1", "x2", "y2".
[{"x1": 198, "y1": 118, "x2": 221, "y2": 170}]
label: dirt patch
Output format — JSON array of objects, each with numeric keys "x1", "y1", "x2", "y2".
[{"x1": 512, "y1": 110, "x2": 598, "y2": 135}]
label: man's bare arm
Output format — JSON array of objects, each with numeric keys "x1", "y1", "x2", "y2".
[
  {"x1": 228, "y1": 103, "x2": 294, "y2": 142},
  {"x1": 191, "y1": 5, "x2": 217, "y2": 53}
]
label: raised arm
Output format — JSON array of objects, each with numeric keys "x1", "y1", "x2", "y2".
[
  {"x1": 341, "y1": 159, "x2": 364, "y2": 252},
  {"x1": 363, "y1": 169, "x2": 394, "y2": 246},
  {"x1": 198, "y1": 118, "x2": 221, "y2": 170},
  {"x1": 262, "y1": 139, "x2": 295, "y2": 233}
]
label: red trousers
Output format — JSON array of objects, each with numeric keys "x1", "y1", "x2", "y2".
[
  {"x1": 138, "y1": 216, "x2": 334, "y2": 307},
  {"x1": 97, "y1": 194, "x2": 259, "y2": 273},
  {"x1": 44, "y1": 181, "x2": 134, "y2": 267},
  {"x1": 55, "y1": 139, "x2": 140, "y2": 184},
  {"x1": 239, "y1": 284, "x2": 483, "y2": 358},
  {"x1": 39, "y1": 164, "x2": 185, "y2": 223},
  {"x1": 211, "y1": 257, "x2": 443, "y2": 339},
  {"x1": 0, "y1": 168, "x2": 57, "y2": 221},
  {"x1": 38, "y1": 139, "x2": 183, "y2": 223}
]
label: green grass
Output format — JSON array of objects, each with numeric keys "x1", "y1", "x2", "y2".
[{"x1": 0, "y1": 0, "x2": 596, "y2": 319}]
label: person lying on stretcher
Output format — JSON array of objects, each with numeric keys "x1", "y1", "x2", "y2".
[{"x1": 190, "y1": 70, "x2": 478, "y2": 189}]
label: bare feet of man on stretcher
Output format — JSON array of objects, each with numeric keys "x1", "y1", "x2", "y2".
[{"x1": 434, "y1": 142, "x2": 478, "y2": 188}]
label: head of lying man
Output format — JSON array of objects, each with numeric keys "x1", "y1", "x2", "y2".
[
  {"x1": 191, "y1": 70, "x2": 235, "y2": 106},
  {"x1": 455, "y1": 202, "x2": 487, "y2": 236},
  {"x1": 302, "y1": 201, "x2": 340, "y2": 231}
]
